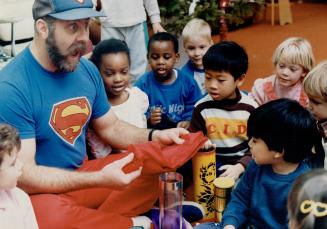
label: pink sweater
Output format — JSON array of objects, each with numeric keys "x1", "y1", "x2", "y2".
[{"x1": 249, "y1": 75, "x2": 308, "y2": 107}]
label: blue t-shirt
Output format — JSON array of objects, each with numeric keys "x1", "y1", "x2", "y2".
[
  {"x1": 0, "y1": 47, "x2": 110, "y2": 169},
  {"x1": 135, "y1": 69, "x2": 202, "y2": 129},
  {"x1": 222, "y1": 160, "x2": 310, "y2": 229}
]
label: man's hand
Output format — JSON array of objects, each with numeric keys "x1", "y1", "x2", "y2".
[
  {"x1": 152, "y1": 128, "x2": 189, "y2": 145},
  {"x1": 219, "y1": 163, "x2": 245, "y2": 180},
  {"x1": 152, "y1": 22, "x2": 165, "y2": 33},
  {"x1": 98, "y1": 153, "x2": 142, "y2": 189}
]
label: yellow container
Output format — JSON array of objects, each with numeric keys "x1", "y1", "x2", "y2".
[
  {"x1": 192, "y1": 148, "x2": 216, "y2": 220},
  {"x1": 213, "y1": 177, "x2": 235, "y2": 222}
]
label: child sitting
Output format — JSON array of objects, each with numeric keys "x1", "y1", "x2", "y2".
[
  {"x1": 288, "y1": 169, "x2": 327, "y2": 229},
  {"x1": 249, "y1": 37, "x2": 315, "y2": 107},
  {"x1": 181, "y1": 18, "x2": 213, "y2": 96},
  {"x1": 0, "y1": 124, "x2": 38, "y2": 228},
  {"x1": 189, "y1": 41, "x2": 258, "y2": 180},
  {"x1": 302, "y1": 60, "x2": 327, "y2": 168},
  {"x1": 195, "y1": 98, "x2": 319, "y2": 229},
  {"x1": 88, "y1": 38, "x2": 149, "y2": 158},
  {"x1": 135, "y1": 32, "x2": 202, "y2": 130}
]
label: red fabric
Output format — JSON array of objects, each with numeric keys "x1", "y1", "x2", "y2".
[{"x1": 31, "y1": 132, "x2": 207, "y2": 229}]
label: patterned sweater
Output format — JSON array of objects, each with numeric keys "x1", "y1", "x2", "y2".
[{"x1": 189, "y1": 89, "x2": 258, "y2": 167}]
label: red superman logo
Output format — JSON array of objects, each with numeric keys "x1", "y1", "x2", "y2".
[{"x1": 49, "y1": 97, "x2": 91, "y2": 145}]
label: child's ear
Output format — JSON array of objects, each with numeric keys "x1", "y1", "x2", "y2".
[
  {"x1": 273, "y1": 151, "x2": 284, "y2": 159},
  {"x1": 175, "y1": 53, "x2": 181, "y2": 63},
  {"x1": 236, "y1": 74, "x2": 246, "y2": 87}
]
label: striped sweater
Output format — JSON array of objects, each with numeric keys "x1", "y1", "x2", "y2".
[{"x1": 189, "y1": 89, "x2": 258, "y2": 167}]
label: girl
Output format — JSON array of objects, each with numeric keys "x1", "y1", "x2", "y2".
[
  {"x1": 88, "y1": 38, "x2": 149, "y2": 158},
  {"x1": 249, "y1": 37, "x2": 314, "y2": 107},
  {"x1": 288, "y1": 169, "x2": 327, "y2": 229}
]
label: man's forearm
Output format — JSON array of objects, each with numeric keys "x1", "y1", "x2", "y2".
[{"x1": 18, "y1": 164, "x2": 102, "y2": 194}]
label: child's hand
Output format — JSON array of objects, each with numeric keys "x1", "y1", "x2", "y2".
[
  {"x1": 177, "y1": 121, "x2": 190, "y2": 129},
  {"x1": 219, "y1": 163, "x2": 244, "y2": 180},
  {"x1": 150, "y1": 107, "x2": 162, "y2": 125},
  {"x1": 200, "y1": 139, "x2": 216, "y2": 151}
]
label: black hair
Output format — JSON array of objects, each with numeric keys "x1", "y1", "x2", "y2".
[
  {"x1": 247, "y1": 98, "x2": 319, "y2": 163},
  {"x1": 147, "y1": 32, "x2": 179, "y2": 54},
  {"x1": 203, "y1": 41, "x2": 248, "y2": 80},
  {"x1": 288, "y1": 169, "x2": 327, "y2": 229},
  {"x1": 90, "y1": 38, "x2": 130, "y2": 69}
]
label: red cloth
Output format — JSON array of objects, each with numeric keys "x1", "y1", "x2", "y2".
[{"x1": 31, "y1": 132, "x2": 207, "y2": 229}]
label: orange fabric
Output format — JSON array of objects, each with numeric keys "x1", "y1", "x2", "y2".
[{"x1": 31, "y1": 132, "x2": 207, "y2": 229}]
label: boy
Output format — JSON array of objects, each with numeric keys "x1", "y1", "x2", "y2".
[
  {"x1": 181, "y1": 18, "x2": 213, "y2": 96},
  {"x1": 135, "y1": 32, "x2": 202, "y2": 130},
  {"x1": 195, "y1": 98, "x2": 318, "y2": 229},
  {"x1": 303, "y1": 60, "x2": 327, "y2": 168},
  {"x1": 189, "y1": 41, "x2": 258, "y2": 180},
  {"x1": 0, "y1": 124, "x2": 38, "y2": 228}
]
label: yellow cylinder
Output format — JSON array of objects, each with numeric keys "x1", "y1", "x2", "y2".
[
  {"x1": 213, "y1": 177, "x2": 235, "y2": 222},
  {"x1": 192, "y1": 149, "x2": 216, "y2": 220}
]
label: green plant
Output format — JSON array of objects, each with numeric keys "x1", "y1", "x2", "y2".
[{"x1": 158, "y1": 0, "x2": 264, "y2": 35}]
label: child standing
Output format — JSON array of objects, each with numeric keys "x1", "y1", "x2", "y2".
[
  {"x1": 181, "y1": 18, "x2": 213, "y2": 96},
  {"x1": 0, "y1": 124, "x2": 38, "y2": 228},
  {"x1": 302, "y1": 60, "x2": 327, "y2": 168},
  {"x1": 288, "y1": 169, "x2": 327, "y2": 229},
  {"x1": 189, "y1": 41, "x2": 258, "y2": 180},
  {"x1": 98, "y1": 0, "x2": 165, "y2": 84},
  {"x1": 249, "y1": 37, "x2": 315, "y2": 107},
  {"x1": 88, "y1": 38, "x2": 149, "y2": 158},
  {"x1": 135, "y1": 32, "x2": 202, "y2": 130}
]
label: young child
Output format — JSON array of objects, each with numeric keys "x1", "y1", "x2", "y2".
[
  {"x1": 189, "y1": 41, "x2": 258, "y2": 180},
  {"x1": 249, "y1": 37, "x2": 315, "y2": 107},
  {"x1": 0, "y1": 124, "x2": 38, "y2": 228},
  {"x1": 302, "y1": 60, "x2": 327, "y2": 168},
  {"x1": 135, "y1": 32, "x2": 202, "y2": 130},
  {"x1": 88, "y1": 38, "x2": 149, "y2": 158},
  {"x1": 195, "y1": 98, "x2": 318, "y2": 229},
  {"x1": 288, "y1": 169, "x2": 327, "y2": 229},
  {"x1": 181, "y1": 18, "x2": 213, "y2": 96}
]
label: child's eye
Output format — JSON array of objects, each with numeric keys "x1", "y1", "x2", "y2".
[
  {"x1": 164, "y1": 54, "x2": 172, "y2": 60},
  {"x1": 104, "y1": 71, "x2": 113, "y2": 76},
  {"x1": 150, "y1": 54, "x2": 159, "y2": 60}
]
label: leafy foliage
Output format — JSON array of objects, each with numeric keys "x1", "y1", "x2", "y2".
[{"x1": 158, "y1": 0, "x2": 265, "y2": 35}]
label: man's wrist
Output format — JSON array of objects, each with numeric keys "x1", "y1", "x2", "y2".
[{"x1": 148, "y1": 129, "x2": 157, "y2": 141}]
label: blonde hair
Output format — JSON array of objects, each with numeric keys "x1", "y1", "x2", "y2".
[
  {"x1": 182, "y1": 18, "x2": 212, "y2": 45},
  {"x1": 272, "y1": 37, "x2": 315, "y2": 72},
  {"x1": 303, "y1": 60, "x2": 327, "y2": 100}
]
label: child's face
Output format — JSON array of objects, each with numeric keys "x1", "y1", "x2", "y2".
[
  {"x1": 148, "y1": 41, "x2": 179, "y2": 82},
  {"x1": 204, "y1": 70, "x2": 244, "y2": 101},
  {"x1": 99, "y1": 52, "x2": 130, "y2": 97},
  {"x1": 275, "y1": 62, "x2": 306, "y2": 87},
  {"x1": 184, "y1": 36, "x2": 212, "y2": 69},
  {"x1": 248, "y1": 137, "x2": 278, "y2": 165},
  {"x1": 0, "y1": 149, "x2": 22, "y2": 190},
  {"x1": 307, "y1": 94, "x2": 327, "y2": 121}
]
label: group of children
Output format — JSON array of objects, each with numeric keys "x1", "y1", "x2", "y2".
[{"x1": 1, "y1": 16, "x2": 327, "y2": 228}]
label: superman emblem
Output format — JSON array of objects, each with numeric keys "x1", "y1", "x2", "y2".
[{"x1": 49, "y1": 97, "x2": 91, "y2": 145}]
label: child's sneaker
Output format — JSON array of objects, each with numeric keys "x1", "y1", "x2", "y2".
[{"x1": 181, "y1": 201, "x2": 205, "y2": 223}]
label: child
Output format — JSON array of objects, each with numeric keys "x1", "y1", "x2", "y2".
[
  {"x1": 0, "y1": 124, "x2": 38, "y2": 228},
  {"x1": 189, "y1": 41, "x2": 258, "y2": 180},
  {"x1": 302, "y1": 60, "x2": 327, "y2": 168},
  {"x1": 135, "y1": 32, "x2": 202, "y2": 130},
  {"x1": 88, "y1": 38, "x2": 149, "y2": 158},
  {"x1": 288, "y1": 169, "x2": 327, "y2": 229},
  {"x1": 195, "y1": 99, "x2": 318, "y2": 229},
  {"x1": 181, "y1": 18, "x2": 213, "y2": 96},
  {"x1": 249, "y1": 37, "x2": 315, "y2": 107}
]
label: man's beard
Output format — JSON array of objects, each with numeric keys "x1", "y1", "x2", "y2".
[{"x1": 45, "y1": 31, "x2": 87, "y2": 72}]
